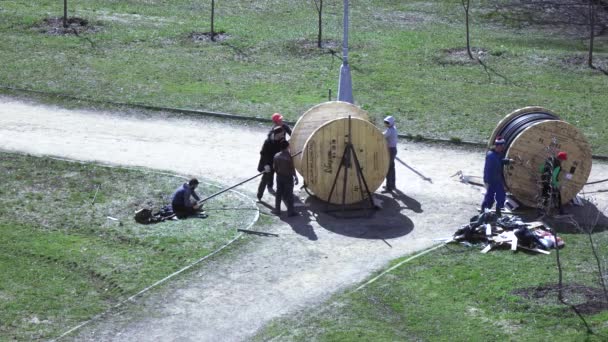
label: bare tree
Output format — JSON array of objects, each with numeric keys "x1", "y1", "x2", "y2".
[
  {"x1": 567, "y1": 199, "x2": 608, "y2": 302},
  {"x1": 461, "y1": 0, "x2": 474, "y2": 59},
  {"x1": 549, "y1": 224, "x2": 594, "y2": 333},
  {"x1": 588, "y1": 0, "x2": 597, "y2": 67},
  {"x1": 63, "y1": 0, "x2": 68, "y2": 28},
  {"x1": 211, "y1": 0, "x2": 216, "y2": 41},
  {"x1": 312, "y1": 0, "x2": 324, "y2": 48}
]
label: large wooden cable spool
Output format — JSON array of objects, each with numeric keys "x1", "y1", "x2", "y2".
[
  {"x1": 290, "y1": 101, "x2": 388, "y2": 205},
  {"x1": 301, "y1": 117, "x2": 389, "y2": 204},
  {"x1": 490, "y1": 107, "x2": 592, "y2": 207},
  {"x1": 290, "y1": 101, "x2": 369, "y2": 172}
]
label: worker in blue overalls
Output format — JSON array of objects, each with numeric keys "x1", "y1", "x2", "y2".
[{"x1": 481, "y1": 136, "x2": 511, "y2": 216}]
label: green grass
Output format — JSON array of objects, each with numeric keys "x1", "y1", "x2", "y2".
[
  {"x1": 1, "y1": 1, "x2": 607, "y2": 152},
  {"x1": 255, "y1": 234, "x2": 608, "y2": 341},
  {"x1": 0, "y1": 152, "x2": 257, "y2": 340}
]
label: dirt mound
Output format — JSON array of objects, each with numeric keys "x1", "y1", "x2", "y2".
[
  {"x1": 513, "y1": 283, "x2": 608, "y2": 315},
  {"x1": 489, "y1": 0, "x2": 608, "y2": 38},
  {"x1": 37, "y1": 17, "x2": 100, "y2": 35},
  {"x1": 190, "y1": 31, "x2": 230, "y2": 42},
  {"x1": 436, "y1": 47, "x2": 490, "y2": 65},
  {"x1": 283, "y1": 38, "x2": 341, "y2": 57},
  {"x1": 561, "y1": 54, "x2": 608, "y2": 71}
]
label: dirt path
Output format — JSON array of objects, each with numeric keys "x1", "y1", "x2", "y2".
[{"x1": 1, "y1": 95, "x2": 606, "y2": 341}]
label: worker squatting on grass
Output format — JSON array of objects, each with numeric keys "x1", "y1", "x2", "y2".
[{"x1": 171, "y1": 178, "x2": 205, "y2": 219}]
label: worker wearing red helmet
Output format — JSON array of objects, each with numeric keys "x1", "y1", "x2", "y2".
[
  {"x1": 254, "y1": 113, "x2": 293, "y2": 199},
  {"x1": 270, "y1": 113, "x2": 292, "y2": 137},
  {"x1": 257, "y1": 126, "x2": 286, "y2": 200},
  {"x1": 539, "y1": 151, "x2": 568, "y2": 216}
]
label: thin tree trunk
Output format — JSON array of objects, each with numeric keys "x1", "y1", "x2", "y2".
[
  {"x1": 552, "y1": 229, "x2": 593, "y2": 333},
  {"x1": 588, "y1": 0, "x2": 595, "y2": 67},
  {"x1": 63, "y1": 0, "x2": 68, "y2": 28},
  {"x1": 317, "y1": 0, "x2": 323, "y2": 48},
  {"x1": 211, "y1": 0, "x2": 216, "y2": 42},
  {"x1": 462, "y1": 0, "x2": 473, "y2": 60},
  {"x1": 587, "y1": 232, "x2": 608, "y2": 302}
]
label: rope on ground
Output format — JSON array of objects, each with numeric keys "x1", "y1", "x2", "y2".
[
  {"x1": 48, "y1": 157, "x2": 260, "y2": 341},
  {"x1": 585, "y1": 178, "x2": 608, "y2": 186},
  {"x1": 353, "y1": 243, "x2": 446, "y2": 292}
]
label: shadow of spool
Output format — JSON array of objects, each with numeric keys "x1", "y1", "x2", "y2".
[{"x1": 304, "y1": 194, "x2": 414, "y2": 239}]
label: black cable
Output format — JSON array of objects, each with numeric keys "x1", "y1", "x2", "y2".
[
  {"x1": 496, "y1": 111, "x2": 559, "y2": 149},
  {"x1": 585, "y1": 178, "x2": 608, "y2": 185}
]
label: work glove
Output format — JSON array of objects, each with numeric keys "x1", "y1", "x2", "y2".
[
  {"x1": 294, "y1": 176, "x2": 299, "y2": 185},
  {"x1": 484, "y1": 183, "x2": 489, "y2": 190},
  {"x1": 263, "y1": 165, "x2": 271, "y2": 173}
]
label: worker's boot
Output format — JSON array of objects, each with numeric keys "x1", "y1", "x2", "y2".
[
  {"x1": 267, "y1": 185, "x2": 276, "y2": 195},
  {"x1": 495, "y1": 208, "x2": 502, "y2": 217}
]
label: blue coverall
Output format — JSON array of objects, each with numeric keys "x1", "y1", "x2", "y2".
[{"x1": 481, "y1": 149, "x2": 507, "y2": 211}]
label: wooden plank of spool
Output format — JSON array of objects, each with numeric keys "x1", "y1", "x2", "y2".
[
  {"x1": 504, "y1": 120, "x2": 592, "y2": 207},
  {"x1": 301, "y1": 117, "x2": 389, "y2": 205},
  {"x1": 290, "y1": 101, "x2": 369, "y2": 173},
  {"x1": 488, "y1": 106, "x2": 559, "y2": 148}
]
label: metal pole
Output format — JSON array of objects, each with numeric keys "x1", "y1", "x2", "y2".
[
  {"x1": 63, "y1": 0, "x2": 68, "y2": 28},
  {"x1": 342, "y1": 0, "x2": 349, "y2": 63},
  {"x1": 337, "y1": 0, "x2": 354, "y2": 104},
  {"x1": 197, "y1": 151, "x2": 302, "y2": 204}
]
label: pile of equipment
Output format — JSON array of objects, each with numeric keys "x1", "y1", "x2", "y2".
[{"x1": 449, "y1": 210, "x2": 565, "y2": 254}]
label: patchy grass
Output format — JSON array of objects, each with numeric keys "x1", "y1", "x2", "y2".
[
  {"x1": 0, "y1": 152, "x2": 257, "y2": 340},
  {"x1": 0, "y1": 1, "x2": 607, "y2": 152},
  {"x1": 254, "y1": 232, "x2": 608, "y2": 341}
]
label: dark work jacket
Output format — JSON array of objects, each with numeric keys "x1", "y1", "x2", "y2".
[
  {"x1": 257, "y1": 137, "x2": 283, "y2": 172},
  {"x1": 269, "y1": 123, "x2": 292, "y2": 136},
  {"x1": 273, "y1": 150, "x2": 296, "y2": 178},
  {"x1": 483, "y1": 149, "x2": 507, "y2": 185},
  {"x1": 171, "y1": 183, "x2": 200, "y2": 209}
]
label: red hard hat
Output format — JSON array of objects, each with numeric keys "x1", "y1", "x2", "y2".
[
  {"x1": 557, "y1": 151, "x2": 568, "y2": 161},
  {"x1": 271, "y1": 113, "x2": 283, "y2": 124}
]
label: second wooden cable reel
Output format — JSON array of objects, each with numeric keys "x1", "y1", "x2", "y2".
[
  {"x1": 490, "y1": 106, "x2": 593, "y2": 207},
  {"x1": 289, "y1": 101, "x2": 389, "y2": 205}
]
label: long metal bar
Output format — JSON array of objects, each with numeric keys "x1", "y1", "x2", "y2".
[{"x1": 198, "y1": 150, "x2": 302, "y2": 204}]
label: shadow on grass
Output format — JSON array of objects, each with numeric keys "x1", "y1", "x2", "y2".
[
  {"x1": 513, "y1": 283, "x2": 608, "y2": 315},
  {"x1": 542, "y1": 198, "x2": 608, "y2": 234}
]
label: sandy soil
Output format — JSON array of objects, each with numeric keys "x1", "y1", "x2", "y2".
[{"x1": 1, "y1": 95, "x2": 606, "y2": 341}]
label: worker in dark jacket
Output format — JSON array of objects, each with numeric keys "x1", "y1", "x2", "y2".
[
  {"x1": 257, "y1": 126, "x2": 286, "y2": 200},
  {"x1": 539, "y1": 151, "x2": 568, "y2": 216},
  {"x1": 270, "y1": 113, "x2": 292, "y2": 136},
  {"x1": 481, "y1": 137, "x2": 511, "y2": 216},
  {"x1": 171, "y1": 178, "x2": 203, "y2": 219},
  {"x1": 272, "y1": 140, "x2": 299, "y2": 217}
]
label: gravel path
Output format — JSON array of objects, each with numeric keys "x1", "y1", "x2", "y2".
[{"x1": 1, "y1": 95, "x2": 606, "y2": 341}]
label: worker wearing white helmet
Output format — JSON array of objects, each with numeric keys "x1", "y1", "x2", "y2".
[{"x1": 381, "y1": 116, "x2": 398, "y2": 193}]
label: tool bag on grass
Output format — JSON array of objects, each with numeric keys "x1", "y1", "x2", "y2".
[{"x1": 134, "y1": 208, "x2": 166, "y2": 224}]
